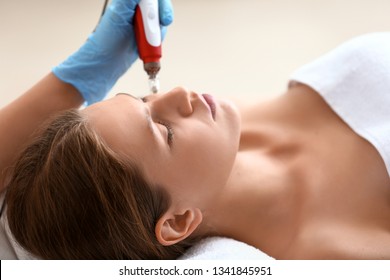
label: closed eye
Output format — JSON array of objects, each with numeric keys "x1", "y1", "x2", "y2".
[
  {"x1": 140, "y1": 95, "x2": 174, "y2": 147},
  {"x1": 157, "y1": 121, "x2": 174, "y2": 146}
]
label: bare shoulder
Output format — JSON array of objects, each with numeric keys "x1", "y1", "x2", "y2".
[
  {"x1": 285, "y1": 223, "x2": 390, "y2": 260},
  {"x1": 237, "y1": 83, "x2": 339, "y2": 129}
]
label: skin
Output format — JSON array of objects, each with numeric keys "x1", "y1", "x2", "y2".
[
  {"x1": 1, "y1": 74, "x2": 389, "y2": 259},
  {"x1": 219, "y1": 83, "x2": 390, "y2": 259},
  {"x1": 83, "y1": 87, "x2": 241, "y2": 244},
  {"x1": 83, "y1": 87, "x2": 241, "y2": 206},
  {"x1": 85, "y1": 83, "x2": 390, "y2": 259}
]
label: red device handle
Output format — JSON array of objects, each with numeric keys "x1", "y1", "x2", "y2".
[{"x1": 134, "y1": 5, "x2": 162, "y2": 64}]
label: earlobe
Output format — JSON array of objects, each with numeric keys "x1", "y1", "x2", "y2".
[{"x1": 155, "y1": 208, "x2": 203, "y2": 246}]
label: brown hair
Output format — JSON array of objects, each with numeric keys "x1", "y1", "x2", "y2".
[{"x1": 5, "y1": 109, "x2": 198, "y2": 259}]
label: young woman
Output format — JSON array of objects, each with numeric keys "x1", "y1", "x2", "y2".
[{"x1": 1, "y1": 0, "x2": 389, "y2": 259}]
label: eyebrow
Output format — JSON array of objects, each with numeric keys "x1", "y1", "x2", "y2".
[{"x1": 115, "y1": 93, "x2": 156, "y2": 138}]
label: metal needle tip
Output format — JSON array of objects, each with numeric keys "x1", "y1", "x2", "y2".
[{"x1": 148, "y1": 77, "x2": 159, "y2": 94}]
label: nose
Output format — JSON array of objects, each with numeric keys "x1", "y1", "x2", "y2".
[{"x1": 150, "y1": 87, "x2": 193, "y2": 117}]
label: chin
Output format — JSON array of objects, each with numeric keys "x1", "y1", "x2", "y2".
[
  {"x1": 219, "y1": 98, "x2": 241, "y2": 136},
  {"x1": 219, "y1": 97, "x2": 241, "y2": 117}
]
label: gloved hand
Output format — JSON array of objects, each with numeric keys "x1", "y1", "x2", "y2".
[{"x1": 53, "y1": 0, "x2": 173, "y2": 105}]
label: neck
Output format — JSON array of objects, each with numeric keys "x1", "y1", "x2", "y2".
[
  {"x1": 198, "y1": 93, "x2": 308, "y2": 256},
  {"x1": 202, "y1": 146, "x2": 300, "y2": 255}
]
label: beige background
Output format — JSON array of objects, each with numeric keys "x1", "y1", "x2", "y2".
[{"x1": 1, "y1": 0, "x2": 390, "y2": 108}]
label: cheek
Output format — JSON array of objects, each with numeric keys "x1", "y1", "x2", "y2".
[
  {"x1": 179, "y1": 124, "x2": 225, "y2": 164},
  {"x1": 153, "y1": 113, "x2": 241, "y2": 198},
  {"x1": 165, "y1": 150, "x2": 231, "y2": 206},
  {"x1": 173, "y1": 131, "x2": 235, "y2": 187}
]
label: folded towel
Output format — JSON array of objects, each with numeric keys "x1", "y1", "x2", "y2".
[
  {"x1": 179, "y1": 237, "x2": 274, "y2": 260},
  {"x1": 290, "y1": 32, "x2": 390, "y2": 177}
]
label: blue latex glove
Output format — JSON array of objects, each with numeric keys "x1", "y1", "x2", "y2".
[{"x1": 53, "y1": 0, "x2": 173, "y2": 105}]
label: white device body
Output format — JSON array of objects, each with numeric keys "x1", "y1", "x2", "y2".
[{"x1": 138, "y1": 0, "x2": 161, "y2": 47}]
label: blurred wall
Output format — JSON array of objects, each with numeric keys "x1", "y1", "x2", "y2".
[{"x1": 1, "y1": 0, "x2": 390, "y2": 108}]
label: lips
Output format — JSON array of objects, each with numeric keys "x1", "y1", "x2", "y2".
[{"x1": 202, "y1": 93, "x2": 216, "y2": 120}]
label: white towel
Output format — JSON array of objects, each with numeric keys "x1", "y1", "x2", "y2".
[
  {"x1": 179, "y1": 237, "x2": 274, "y2": 260},
  {"x1": 290, "y1": 32, "x2": 390, "y2": 177}
]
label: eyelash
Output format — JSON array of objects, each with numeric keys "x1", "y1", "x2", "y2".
[
  {"x1": 141, "y1": 96, "x2": 174, "y2": 146},
  {"x1": 158, "y1": 121, "x2": 174, "y2": 146}
]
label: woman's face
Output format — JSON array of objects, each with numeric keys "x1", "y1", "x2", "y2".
[{"x1": 83, "y1": 87, "x2": 241, "y2": 209}]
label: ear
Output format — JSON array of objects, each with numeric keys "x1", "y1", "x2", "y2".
[{"x1": 155, "y1": 208, "x2": 203, "y2": 246}]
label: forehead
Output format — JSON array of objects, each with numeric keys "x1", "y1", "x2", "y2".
[{"x1": 81, "y1": 96, "x2": 157, "y2": 161}]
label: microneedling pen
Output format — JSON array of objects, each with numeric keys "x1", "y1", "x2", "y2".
[{"x1": 134, "y1": 0, "x2": 162, "y2": 94}]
